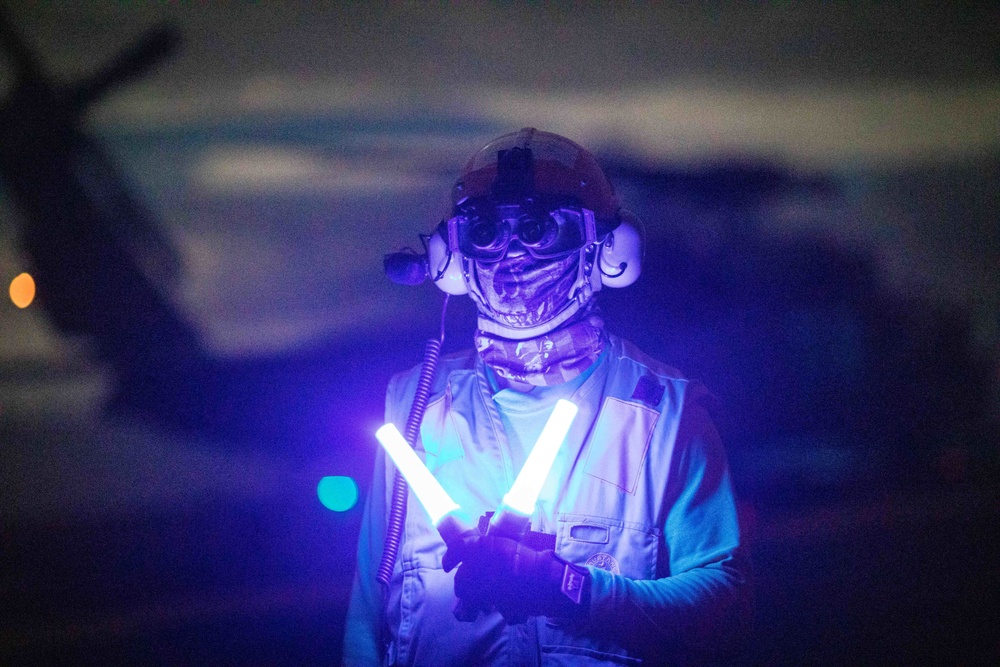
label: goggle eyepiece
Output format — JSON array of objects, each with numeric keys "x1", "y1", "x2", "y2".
[{"x1": 447, "y1": 198, "x2": 597, "y2": 263}]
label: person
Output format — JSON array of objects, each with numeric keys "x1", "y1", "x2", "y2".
[{"x1": 344, "y1": 128, "x2": 752, "y2": 666}]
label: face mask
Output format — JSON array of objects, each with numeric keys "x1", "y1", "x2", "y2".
[
  {"x1": 471, "y1": 246, "x2": 605, "y2": 386},
  {"x1": 473, "y1": 249, "x2": 580, "y2": 331}
]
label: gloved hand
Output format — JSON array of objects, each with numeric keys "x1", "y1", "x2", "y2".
[{"x1": 442, "y1": 533, "x2": 590, "y2": 623}]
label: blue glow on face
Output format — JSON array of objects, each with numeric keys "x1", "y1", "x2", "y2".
[{"x1": 317, "y1": 476, "x2": 359, "y2": 512}]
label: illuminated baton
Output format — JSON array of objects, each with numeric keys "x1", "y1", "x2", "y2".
[
  {"x1": 375, "y1": 423, "x2": 467, "y2": 544},
  {"x1": 488, "y1": 399, "x2": 579, "y2": 538}
]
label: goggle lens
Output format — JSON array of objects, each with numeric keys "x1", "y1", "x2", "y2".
[
  {"x1": 468, "y1": 218, "x2": 507, "y2": 252},
  {"x1": 449, "y1": 204, "x2": 594, "y2": 262}
]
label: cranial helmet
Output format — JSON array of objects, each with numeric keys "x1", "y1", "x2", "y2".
[
  {"x1": 455, "y1": 127, "x2": 620, "y2": 220},
  {"x1": 427, "y1": 128, "x2": 642, "y2": 338}
]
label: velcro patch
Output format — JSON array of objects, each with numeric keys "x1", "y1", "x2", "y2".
[{"x1": 631, "y1": 375, "x2": 665, "y2": 407}]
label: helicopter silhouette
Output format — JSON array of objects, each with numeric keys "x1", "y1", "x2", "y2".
[{"x1": 0, "y1": 12, "x2": 419, "y2": 452}]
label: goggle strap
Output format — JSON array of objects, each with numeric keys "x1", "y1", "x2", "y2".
[
  {"x1": 447, "y1": 217, "x2": 462, "y2": 254},
  {"x1": 583, "y1": 209, "x2": 597, "y2": 246}
]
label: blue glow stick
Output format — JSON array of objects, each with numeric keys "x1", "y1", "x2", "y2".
[
  {"x1": 490, "y1": 399, "x2": 578, "y2": 537},
  {"x1": 375, "y1": 423, "x2": 465, "y2": 543}
]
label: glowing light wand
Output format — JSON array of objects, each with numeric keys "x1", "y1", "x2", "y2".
[
  {"x1": 488, "y1": 399, "x2": 579, "y2": 539},
  {"x1": 375, "y1": 423, "x2": 467, "y2": 544}
]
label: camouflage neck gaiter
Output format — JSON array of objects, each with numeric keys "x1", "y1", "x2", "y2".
[
  {"x1": 472, "y1": 251, "x2": 581, "y2": 332},
  {"x1": 475, "y1": 306, "x2": 606, "y2": 387}
]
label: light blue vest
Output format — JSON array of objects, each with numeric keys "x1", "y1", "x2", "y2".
[{"x1": 344, "y1": 333, "x2": 745, "y2": 666}]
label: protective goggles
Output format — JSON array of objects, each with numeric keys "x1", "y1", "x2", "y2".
[{"x1": 446, "y1": 199, "x2": 597, "y2": 263}]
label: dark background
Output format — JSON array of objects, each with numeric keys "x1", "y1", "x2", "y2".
[{"x1": 2, "y1": 3, "x2": 998, "y2": 664}]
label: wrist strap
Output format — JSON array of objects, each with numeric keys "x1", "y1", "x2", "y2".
[
  {"x1": 560, "y1": 562, "x2": 589, "y2": 605},
  {"x1": 478, "y1": 512, "x2": 556, "y2": 550}
]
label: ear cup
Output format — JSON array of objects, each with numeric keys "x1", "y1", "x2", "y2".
[
  {"x1": 598, "y1": 211, "x2": 643, "y2": 288},
  {"x1": 427, "y1": 232, "x2": 469, "y2": 295}
]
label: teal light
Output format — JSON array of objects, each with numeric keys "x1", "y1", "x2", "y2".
[{"x1": 317, "y1": 476, "x2": 359, "y2": 512}]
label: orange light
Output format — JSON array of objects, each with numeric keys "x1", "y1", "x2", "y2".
[{"x1": 9, "y1": 272, "x2": 35, "y2": 308}]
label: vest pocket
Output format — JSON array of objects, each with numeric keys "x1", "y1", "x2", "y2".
[
  {"x1": 583, "y1": 398, "x2": 658, "y2": 495},
  {"x1": 543, "y1": 511, "x2": 660, "y2": 664},
  {"x1": 555, "y1": 514, "x2": 659, "y2": 581}
]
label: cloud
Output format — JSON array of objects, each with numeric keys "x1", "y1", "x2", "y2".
[
  {"x1": 191, "y1": 146, "x2": 438, "y2": 195},
  {"x1": 100, "y1": 78, "x2": 1000, "y2": 170},
  {"x1": 469, "y1": 84, "x2": 1000, "y2": 169}
]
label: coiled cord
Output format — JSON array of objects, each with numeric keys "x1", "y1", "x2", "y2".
[{"x1": 376, "y1": 296, "x2": 448, "y2": 587}]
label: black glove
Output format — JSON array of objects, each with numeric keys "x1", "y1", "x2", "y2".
[{"x1": 442, "y1": 533, "x2": 590, "y2": 623}]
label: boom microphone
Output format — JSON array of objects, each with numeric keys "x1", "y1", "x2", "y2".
[{"x1": 384, "y1": 250, "x2": 429, "y2": 286}]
